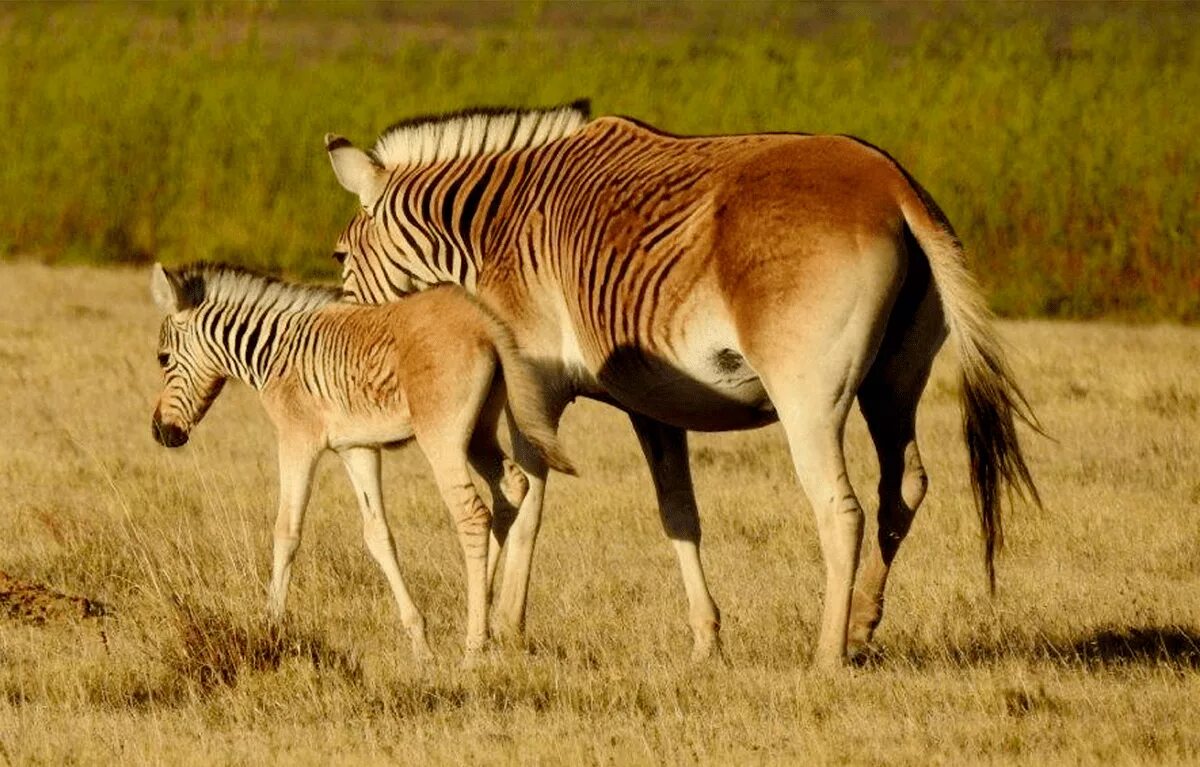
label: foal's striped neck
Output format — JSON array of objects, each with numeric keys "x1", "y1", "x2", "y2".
[
  {"x1": 177, "y1": 263, "x2": 341, "y2": 390},
  {"x1": 174, "y1": 263, "x2": 341, "y2": 315}
]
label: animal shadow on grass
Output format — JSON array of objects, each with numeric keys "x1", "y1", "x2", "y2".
[
  {"x1": 1058, "y1": 626, "x2": 1200, "y2": 670},
  {"x1": 160, "y1": 596, "x2": 362, "y2": 694},
  {"x1": 859, "y1": 625, "x2": 1200, "y2": 672}
]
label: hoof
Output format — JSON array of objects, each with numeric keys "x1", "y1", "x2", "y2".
[
  {"x1": 499, "y1": 460, "x2": 530, "y2": 507},
  {"x1": 689, "y1": 633, "x2": 727, "y2": 666},
  {"x1": 489, "y1": 620, "x2": 526, "y2": 648},
  {"x1": 847, "y1": 642, "x2": 885, "y2": 668},
  {"x1": 810, "y1": 647, "x2": 852, "y2": 672},
  {"x1": 410, "y1": 637, "x2": 435, "y2": 663},
  {"x1": 459, "y1": 653, "x2": 482, "y2": 671}
]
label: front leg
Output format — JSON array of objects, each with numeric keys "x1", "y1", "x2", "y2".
[
  {"x1": 629, "y1": 413, "x2": 722, "y2": 662},
  {"x1": 267, "y1": 439, "x2": 320, "y2": 621}
]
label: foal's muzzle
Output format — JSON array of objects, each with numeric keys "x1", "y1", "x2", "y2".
[{"x1": 152, "y1": 411, "x2": 188, "y2": 448}]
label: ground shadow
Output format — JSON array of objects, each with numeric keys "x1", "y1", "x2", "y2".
[
  {"x1": 1058, "y1": 626, "x2": 1200, "y2": 669},
  {"x1": 860, "y1": 624, "x2": 1200, "y2": 671}
]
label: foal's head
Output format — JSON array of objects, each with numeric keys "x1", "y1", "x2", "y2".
[{"x1": 148, "y1": 264, "x2": 226, "y2": 448}]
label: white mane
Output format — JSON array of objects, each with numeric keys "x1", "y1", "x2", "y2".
[
  {"x1": 179, "y1": 263, "x2": 341, "y2": 314},
  {"x1": 370, "y1": 100, "x2": 592, "y2": 169}
]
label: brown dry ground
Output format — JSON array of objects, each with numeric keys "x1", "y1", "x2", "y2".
[{"x1": 0, "y1": 262, "x2": 1197, "y2": 765}]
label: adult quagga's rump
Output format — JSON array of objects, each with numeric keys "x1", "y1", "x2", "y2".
[
  {"x1": 149, "y1": 262, "x2": 574, "y2": 658},
  {"x1": 324, "y1": 102, "x2": 1041, "y2": 667}
]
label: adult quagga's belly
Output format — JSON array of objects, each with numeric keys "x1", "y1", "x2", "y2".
[{"x1": 594, "y1": 343, "x2": 776, "y2": 432}]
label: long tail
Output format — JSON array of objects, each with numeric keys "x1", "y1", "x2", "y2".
[
  {"x1": 900, "y1": 182, "x2": 1043, "y2": 592},
  {"x1": 476, "y1": 306, "x2": 577, "y2": 477}
]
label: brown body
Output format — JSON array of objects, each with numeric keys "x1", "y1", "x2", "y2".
[
  {"x1": 151, "y1": 267, "x2": 572, "y2": 658},
  {"x1": 328, "y1": 106, "x2": 1040, "y2": 667}
]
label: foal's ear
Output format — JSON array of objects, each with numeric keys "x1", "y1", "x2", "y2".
[
  {"x1": 150, "y1": 263, "x2": 183, "y2": 315},
  {"x1": 152, "y1": 264, "x2": 205, "y2": 313},
  {"x1": 325, "y1": 133, "x2": 386, "y2": 210}
]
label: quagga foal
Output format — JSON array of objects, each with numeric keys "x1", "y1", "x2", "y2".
[
  {"x1": 324, "y1": 101, "x2": 1041, "y2": 668},
  {"x1": 149, "y1": 262, "x2": 574, "y2": 658}
]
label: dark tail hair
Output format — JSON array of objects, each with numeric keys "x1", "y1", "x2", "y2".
[{"x1": 901, "y1": 195, "x2": 1043, "y2": 592}]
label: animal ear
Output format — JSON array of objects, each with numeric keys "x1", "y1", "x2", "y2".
[
  {"x1": 151, "y1": 264, "x2": 204, "y2": 313},
  {"x1": 325, "y1": 133, "x2": 386, "y2": 210},
  {"x1": 150, "y1": 263, "x2": 183, "y2": 314}
]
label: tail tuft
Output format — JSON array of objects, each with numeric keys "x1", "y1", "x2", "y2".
[
  {"x1": 901, "y1": 192, "x2": 1043, "y2": 593},
  {"x1": 960, "y1": 336, "x2": 1043, "y2": 592}
]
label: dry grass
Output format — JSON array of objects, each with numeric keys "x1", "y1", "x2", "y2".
[{"x1": 0, "y1": 261, "x2": 1197, "y2": 765}]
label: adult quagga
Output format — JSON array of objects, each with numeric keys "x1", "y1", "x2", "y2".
[
  {"x1": 149, "y1": 262, "x2": 574, "y2": 658},
  {"x1": 324, "y1": 101, "x2": 1041, "y2": 667}
]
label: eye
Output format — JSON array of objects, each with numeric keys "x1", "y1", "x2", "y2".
[
  {"x1": 332, "y1": 251, "x2": 347, "y2": 265},
  {"x1": 157, "y1": 353, "x2": 169, "y2": 368}
]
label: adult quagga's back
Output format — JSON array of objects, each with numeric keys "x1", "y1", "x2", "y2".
[
  {"x1": 149, "y1": 262, "x2": 573, "y2": 659},
  {"x1": 325, "y1": 101, "x2": 1041, "y2": 667}
]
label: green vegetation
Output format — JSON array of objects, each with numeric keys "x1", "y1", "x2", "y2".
[{"x1": 1, "y1": 2, "x2": 1197, "y2": 319}]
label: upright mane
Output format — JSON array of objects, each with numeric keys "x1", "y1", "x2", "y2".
[
  {"x1": 370, "y1": 99, "x2": 592, "y2": 169},
  {"x1": 175, "y1": 263, "x2": 341, "y2": 314}
]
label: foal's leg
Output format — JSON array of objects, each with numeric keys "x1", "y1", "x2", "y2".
[
  {"x1": 338, "y1": 445, "x2": 433, "y2": 660},
  {"x1": 629, "y1": 413, "x2": 722, "y2": 662},
  {"x1": 424, "y1": 449, "x2": 493, "y2": 656},
  {"x1": 470, "y1": 445, "x2": 528, "y2": 599},
  {"x1": 466, "y1": 393, "x2": 528, "y2": 596},
  {"x1": 267, "y1": 439, "x2": 320, "y2": 620}
]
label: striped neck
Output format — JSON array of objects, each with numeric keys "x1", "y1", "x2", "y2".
[{"x1": 174, "y1": 264, "x2": 340, "y2": 390}]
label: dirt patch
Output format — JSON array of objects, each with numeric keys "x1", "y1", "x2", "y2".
[{"x1": 0, "y1": 571, "x2": 106, "y2": 624}]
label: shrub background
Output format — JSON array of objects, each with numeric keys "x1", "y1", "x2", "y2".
[{"x1": 1, "y1": 1, "x2": 1197, "y2": 320}]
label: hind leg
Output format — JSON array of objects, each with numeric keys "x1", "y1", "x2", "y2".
[
  {"x1": 467, "y1": 394, "x2": 528, "y2": 599},
  {"x1": 469, "y1": 443, "x2": 528, "y2": 598},
  {"x1": 490, "y1": 420, "x2": 550, "y2": 641},
  {"x1": 738, "y1": 245, "x2": 902, "y2": 667},
  {"x1": 773, "y1": 390, "x2": 865, "y2": 668},
  {"x1": 423, "y1": 447, "x2": 493, "y2": 656},
  {"x1": 339, "y1": 446, "x2": 433, "y2": 661},
  {"x1": 847, "y1": 266, "x2": 945, "y2": 658},
  {"x1": 749, "y1": 323, "x2": 873, "y2": 668},
  {"x1": 847, "y1": 362, "x2": 936, "y2": 659}
]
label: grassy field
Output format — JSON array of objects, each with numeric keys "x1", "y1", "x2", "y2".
[
  {"x1": 0, "y1": 262, "x2": 1197, "y2": 764},
  {"x1": 1, "y1": 2, "x2": 1198, "y2": 320}
]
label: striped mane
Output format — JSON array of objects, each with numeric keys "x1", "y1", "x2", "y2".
[
  {"x1": 176, "y1": 263, "x2": 341, "y2": 314},
  {"x1": 370, "y1": 99, "x2": 592, "y2": 169}
]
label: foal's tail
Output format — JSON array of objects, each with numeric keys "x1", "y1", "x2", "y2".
[
  {"x1": 478, "y1": 310, "x2": 577, "y2": 477},
  {"x1": 899, "y1": 182, "x2": 1043, "y2": 592}
]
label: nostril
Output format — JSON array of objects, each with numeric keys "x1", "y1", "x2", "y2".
[{"x1": 152, "y1": 418, "x2": 188, "y2": 448}]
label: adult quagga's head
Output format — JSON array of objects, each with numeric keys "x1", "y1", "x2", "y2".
[
  {"x1": 325, "y1": 133, "x2": 431, "y2": 305},
  {"x1": 331, "y1": 207, "x2": 424, "y2": 304},
  {"x1": 324, "y1": 101, "x2": 592, "y2": 304},
  {"x1": 149, "y1": 264, "x2": 227, "y2": 448}
]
